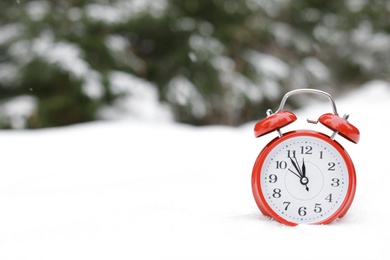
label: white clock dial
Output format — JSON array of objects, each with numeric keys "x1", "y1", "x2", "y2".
[{"x1": 260, "y1": 135, "x2": 349, "y2": 224}]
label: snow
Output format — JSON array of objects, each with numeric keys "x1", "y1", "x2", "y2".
[
  {"x1": 0, "y1": 23, "x2": 24, "y2": 46},
  {"x1": 244, "y1": 51, "x2": 289, "y2": 100},
  {"x1": 8, "y1": 32, "x2": 104, "y2": 100},
  {"x1": 189, "y1": 34, "x2": 225, "y2": 61},
  {"x1": 0, "y1": 95, "x2": 37, "y2": 129},
  {"x1": 245, "y1": 51, "x2": 289, "y2": 80},
  {"x1": 85, "y1": 0, "x2": 167, "y2": 25},
  {"x1": 0, "y1": 81, "x2": 390, "y2": 259},
  {"x1": 167, "y1": 75, "x2": 207, "y2": 118},
  {"x1": 211, "y1": 55, "x2": 263, "y2": 103},
  {"x1": 0, "y1": 63, "x2": 19, "y2": 84},
  {"x1": 303, "y1": 57, "x2": 330, "y2": 81},
  {"x1": 33, "y1": 34, "x2": 104, "y2": 99},
  {"x1": 98, "y1": 71, "x2": 173, "y2": 122},
  {"x1": 25, "y1": 1, "x2": 50, "y2": 21},
  {"x1": 346, "y1": 0, "x2": 367, "y2": 12}
]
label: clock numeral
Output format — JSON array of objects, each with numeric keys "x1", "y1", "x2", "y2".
[
  {"x1": 288, "y1": 146, "x2": 313, "y2": 158},
  {"x1": 272, "y1": 188, "x2": 281, "y2": 198},
  {"x1": 298, "y1": 206, "x2": 307, "y2": 216},
  {"x1": 297, "y1": 205, "x2": 322, "y2": 216},
  {"x1": 331, "y1": 178, "x2": 340, "y2": 187},
  {"x1": 314, "y1": 203, "x2": 322, "y2": 213},
  {"x1": 269, "y1": 174, "x2": 278, "y2": 183},
  {"x1": 287, "y1": 150, "x2": 296, "y2": 158},
  {"x1": 275, "y1": 161, "x2": 287, "y2": 169},
  {"x1": 325, "y1": 193, "x2": 333, "y2": 202},
  {"x1": 300, "y1": 146, "x2": 313, "y2": 155},
  {"x1": 319, "y1": 151, "x2": 323, "y2": 159},
  {"x1": 283, "y1": 202, "x2": 291, "y2": 211},
  {"x1": 328, "y1": 162, "x2": 336, "y2": 171}
]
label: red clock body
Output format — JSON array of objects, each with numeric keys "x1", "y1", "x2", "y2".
[{"x1": 252, "y1": 130, "x2": 357, "y2": 226}]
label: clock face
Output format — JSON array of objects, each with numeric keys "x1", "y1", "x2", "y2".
[{"x1": 256, "y1": 132, "x2": 354, "y2": 225}]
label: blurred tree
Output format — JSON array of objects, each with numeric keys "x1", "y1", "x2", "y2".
[{"x1": 0, "y1": 0, "x2": 389, "y2": 128}]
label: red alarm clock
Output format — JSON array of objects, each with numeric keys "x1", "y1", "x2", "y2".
[{"x1": 252, "y1": 89, "x2": 359, "y2": 226}]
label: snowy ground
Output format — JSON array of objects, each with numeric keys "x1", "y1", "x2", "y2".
[{"x1": 0, "y1": 81, "x2": 389, "y2": 259}]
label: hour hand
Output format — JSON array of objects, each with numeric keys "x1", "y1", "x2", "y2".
[
  {"x1": 302, "y1": 158, "x2": 306, "y2": 178},
  {"x1": 301, "y1": 158, "x2": 309, "y2": 191}
]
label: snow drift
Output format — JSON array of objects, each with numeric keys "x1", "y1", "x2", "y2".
[{"x1": 0, "y1": 81, "x2": 389, "y2": 259}]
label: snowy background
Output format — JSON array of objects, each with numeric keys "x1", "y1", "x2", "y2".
[
  {"x1": 2, "y1": 0, "x2": 390, "y2": 128},
  {"x1": 1, "y1": 0, "x2": 390, "y2": 259},
  {"x1": 0, "y1": 81, "x2": 389, "y2": 259}
]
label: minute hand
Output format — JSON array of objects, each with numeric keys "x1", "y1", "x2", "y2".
[{"x1": 289, "y1": 157, "x2": 302, "y2": 177}]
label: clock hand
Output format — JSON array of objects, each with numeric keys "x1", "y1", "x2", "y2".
[
  {"x1": 301, "y1": 158, "x2": 309, "y2": 191},
  {"x1": 288, "y1": 168, "x2": 301, "y2": 178},
  {"x1": 294, "y1": 157, "x2": 303, "y2": 176},
  {"x1": 289, "y1": 157, "x2": 309, "y2": 191},
  {"x1": 301, "y1": 158, "x2": 306, "y2": 178},
  {"x1": 289, "y1": 157, "x2": 302, "y2": 177}
]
